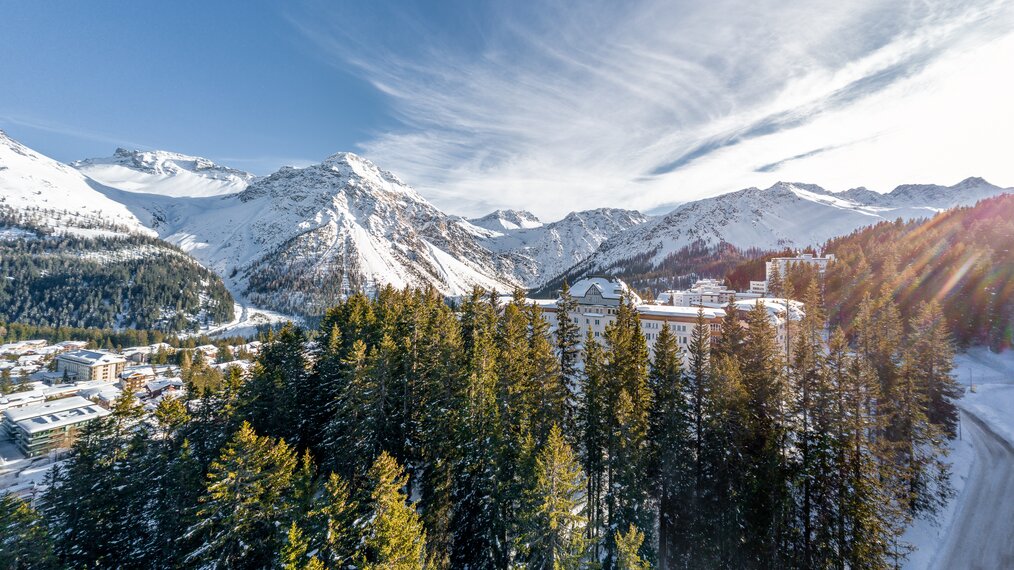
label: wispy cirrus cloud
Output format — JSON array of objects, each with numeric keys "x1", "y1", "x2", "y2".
[{"x1": 289, "y1": 0, "x2": 1014, "y2": 219}]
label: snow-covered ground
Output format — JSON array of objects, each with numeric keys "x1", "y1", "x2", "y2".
[
  {"x1": 197, "y1": 302, "x2": 295, "y2": 339},
  {"x1": 905, "y1": 347, "x2": 1014, "y2": 568}
]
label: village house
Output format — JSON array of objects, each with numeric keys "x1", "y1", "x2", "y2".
[{"x1": 119, "y1": 366, "x2": 158, "y2": 392}]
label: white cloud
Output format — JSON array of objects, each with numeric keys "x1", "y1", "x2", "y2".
[{"x1": 291, "y1": 0, "x2": 1014, "y2": 219}]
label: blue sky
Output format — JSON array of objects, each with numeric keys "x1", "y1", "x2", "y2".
[{"x1": 3, "y1": 1, "x2": 1014, "y2": 218}]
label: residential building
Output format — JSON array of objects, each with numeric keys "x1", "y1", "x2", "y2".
[
  {"x1": 765, "y1": 253, "x2": 835, "y2": 281},
  {"x1": 2, "y1": 396, "x2": 111, "y2": 457},
  {"x1": 119, "y1": 366, "x2": 157, "y2": 392},
  {"x1": 657, "y1": 278, "x2": 738, "y2": 307},
  {"x1": 55, "y1": 350, "x2": 126, "y2": 382}
]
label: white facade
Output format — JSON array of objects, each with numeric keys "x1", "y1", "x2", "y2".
[
  {"x1": 538, "y1": 278, "x2": 725, "y2": 352},
  {"x1": 765, "y1": 253, "x2": 835, "y2": 281},
  {"x1": 56, "y1": 350, "x2": 126, "y2": 382},
  {"x1": 658, "y1": 278, "x2": 738, "y2": 307}
]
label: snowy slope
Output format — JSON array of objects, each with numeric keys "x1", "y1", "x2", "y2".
[
  {"x1": 467, "y1": 209, "x2": 543, "y2": 235},
  {"x1": 114, "y1": 152, "x2": 519, "y2": 315},
  {"x1": 476, "y1": 208, "x2": 649, "y2": 287},
  {"x1": 0, "y1": 130, "x2": 149, "y2": 237},
  {"x1": 568, "y1": 179, "x2": 1011, "y2": 277},
  {"x1": 74, "y1": 148, "x2": 254, "y2": 197}
]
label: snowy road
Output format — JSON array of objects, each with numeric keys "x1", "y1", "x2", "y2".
[{"x1": 933, "y1": 409, "x2": 1014, "y2": 570}]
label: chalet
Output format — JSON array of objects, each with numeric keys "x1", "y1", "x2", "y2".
[{"x1": 119, "y1": 366, "x2": 157, "y2": 392}]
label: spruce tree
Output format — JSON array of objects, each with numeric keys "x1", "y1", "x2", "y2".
[
  {"x1": 614, "y1": 524, "x2": 649, "y2": 570},
  {"x1": 307, "y1": 472, "x2": 360, "y2": 568},
  {"x1": 908, "y1": 301, "x2": 961, "y2": 437},
  {"x1": 556, "y1": 281, "x2": 582, "y2": 437},
  {"x1": 279, "y1": 523, "x2": 325, "y2": 570},
  {"x1": 602, "y1": 298, "x2": 652, "y2": 568},
  {"x1": 739, "y1": 302, "x2": 790, "y2": 564},
  {"x1": 186, "y1": 421, "x2": 299, "y2": 568},
  {"x1": 579, "y1": 330, "x2": 608, "y2": 563},
  {"x1": 358, "y1": 452, "x2": 427, "y2": 570},
  {"x1": 647, "y1": 323, "x2": 690, "y2": 569},
  {"x1": 522, "y1": 424, "x2": 588, "y2": 570},
  {"x1": 450, "y1": 289, "x2": 502, "y2": 569},
  {"x1": 0, "y1": 493, "x2": 56, "y2": 570}
]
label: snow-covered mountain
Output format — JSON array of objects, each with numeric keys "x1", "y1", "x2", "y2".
[
  {"x1": 568, "y1": 178, "x2": 1011, "y2": 277},
  {"x1": 112, "y1": 152, "x2": 518, "y2": 315},
  {"x1": 0, "y1": 130, "x2": 149, "y2": 237},
  {"x1": 466, "y1": 209, "x2": 543, "y2": 235},
  {"x1": 74, "y1": 148, "x2": 254, "y2": 197},
  {"x1": 472, "y1": 208, "x2": 649, "y2": 287}
]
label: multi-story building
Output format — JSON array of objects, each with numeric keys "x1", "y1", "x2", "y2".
[
  {"x1": 2, "y1": 396, "x2": 111, "y2": 457},
  {"x1": 535, "y1": 277, "x2": 802, "y2": 354},
  {"x1": 55, "y1": 350, "x2": 126, "y2": 382},
  {"x1": 535, "y1": 278, "x2": 726, "y2": 352},
  {"x1": 765, "y1": 253, "x2": 835, "y2": 281},
  {"x1": 657, "y1": 278, "x2": 738, "y2": 307}
]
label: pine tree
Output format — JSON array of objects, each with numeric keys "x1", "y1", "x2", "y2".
[
  {"x1": 614, "y1": 524, "x2": 649, "y2": 570},
  {"x1": 579, "y1": 330, "x2": 608, "y2": 563},
  {"x1": 522, "y1": 424, "x2": 588, "y2": 570},
  {"x1": 186, "y1": 421, "x2": 299, "y2": 568},
  {"x1": 358, "y1": 452, "x2": 427, "y2": 570},
  {"x1": 0, "y1": 493, "x2": 56, "y2": 569},
  {"x1": 908, "y1": 301, "x2": 961, "y2": 437},
  {"x1": 307, "y1": 472, "x2": 360, "y2": 568},
  {"x1": 647, "y1": 323, "x2": 690, "y2": 569},
  {"x1": 602, "y1": 298, "x2": 652, "y2": 568},
  {"x1": 556, "y1": 281, "x2": 582, "y2": 437},
  {"x1": 279, "y1": 523, "x2": 325, "y2": 570},
  {"x1": 739, "y1": 301, "x2": 790, "y2": 564}
]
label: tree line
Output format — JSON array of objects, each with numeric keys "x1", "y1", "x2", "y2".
[
  {"x1": 0, "y1": 213, "x2": 234, "y2": 332},
  {"x1": 771, "y1": 194, "x2": 1014, "y2": 351},
  {"x1": 2, "y1": 279, "x2": 960, "y2": 568}
]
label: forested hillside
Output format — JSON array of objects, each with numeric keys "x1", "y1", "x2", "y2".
[
  {"x1": 0, "y1": 208, "x2": 233, "y2": 332},
  {"x1": 821, "y1": 193, "x2": 1014, "y2": 350},
  {"x1": 3, "y1": 281, "x2": 960, "y2": 569},
  {"x1": 537, "y1": 240, "x2": 774, "y2": 298}
]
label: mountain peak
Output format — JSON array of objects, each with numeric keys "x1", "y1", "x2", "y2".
[
  {"x1": 76, "y1": 148, "x2": 253, "y2": 179},
  {"x1": 73, "y1": 148, "x2": 254, "y2": 198},
  {"x1": 954, "y1": 176, "x2": 994, "y2": 189},
  {"x1": 469, "y1": 209, "x2": 543, "y2": 233}
]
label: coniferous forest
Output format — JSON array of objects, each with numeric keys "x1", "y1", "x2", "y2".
[
  {"x1": 0, "y1": 210, "x2": 234, "y2": 332},
  {"x1": 1, "y1": 277, "x2": 961, "y2": 569},
  {"x1": 822, "y1": 194, "x2": 1014, "y2": 351}
]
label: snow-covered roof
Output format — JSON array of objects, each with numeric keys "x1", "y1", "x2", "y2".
[
  {"x1": 145, "y1": 378, "x2": 184, "y2": 394},
  {"x1": 569, "y1": 278, "x2": 643, "y2": 305},
  {"x1": 58, "y1": 349, "x2": 126, "y2": 367},
  {"x1": 731, "y1": 298, "x2": 805, "y2": 323},
  {"x1": 4, "y1": 395, "x2": 100, "y2": 423},
  {"x1": 636, "y1": 305, "x2": 726, "y2": 319},
  {"x1": 10, "y1": 396, "x2": 111, "y2": 434}
]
